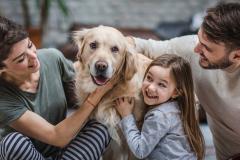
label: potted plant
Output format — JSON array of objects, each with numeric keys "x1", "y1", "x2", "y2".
[{"x1": 20, "y1": 0, "x2": 69, "y2": 47}]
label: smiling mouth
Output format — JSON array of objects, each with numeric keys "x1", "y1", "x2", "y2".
[
  {"x1": 200, "y1": 53, "x2": 208, "y2": 61},
  {"x1": 91, "y1": 75, "x2": 110, "y2": 86},
  {"x1": 145, "y1": 91, "x2": 158, "y2": 99}
]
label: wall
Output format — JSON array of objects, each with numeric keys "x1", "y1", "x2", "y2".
[{"x1": 0, "y1": 0, "x2": 229, "y2": 47}]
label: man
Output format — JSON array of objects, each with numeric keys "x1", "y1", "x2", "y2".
[{"x1": 133, "y1": 2, "x2": 240, "y2": 160}]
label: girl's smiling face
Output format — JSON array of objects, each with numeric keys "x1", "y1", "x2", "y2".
[{"x1": 141, "y1": 65, "x2": 177, "y2": 106}]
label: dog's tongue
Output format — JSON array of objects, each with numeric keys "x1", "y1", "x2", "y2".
[{"x1": 94, "y1": 75, "x2": 108, "y2": 85}]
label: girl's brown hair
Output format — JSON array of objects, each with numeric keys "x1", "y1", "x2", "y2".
[{"x1": 144, "y1": 54, "x2": 205, "y2": 160}]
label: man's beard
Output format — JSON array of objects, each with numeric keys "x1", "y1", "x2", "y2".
[{"x1": 199, "y1": 54, "x2": 233, "y2": 69}]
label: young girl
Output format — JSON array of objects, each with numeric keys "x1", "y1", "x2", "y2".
[{"x1": 115, "y1": 54, "x2": 205, "y2": 160}]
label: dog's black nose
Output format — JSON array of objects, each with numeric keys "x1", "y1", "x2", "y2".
[{"x1": 95, "y1": 61, "x2": 108, "y2": 72}]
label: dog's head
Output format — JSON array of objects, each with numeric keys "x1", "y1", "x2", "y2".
[{"x1": 73, "y1": 26, "x2": 136, "y2": 86}]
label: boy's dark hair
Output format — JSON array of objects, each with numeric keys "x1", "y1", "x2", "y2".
[
  {"x1": 202, "y1": 2, "x2": 240, "y2": 51},
  {"x1": 0, "y1": 16, "x2": 28, "y2": 68}
]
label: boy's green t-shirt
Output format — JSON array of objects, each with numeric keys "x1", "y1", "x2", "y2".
[{"x1": 0, "y1": 48, "x2": 75, "y2": 156}]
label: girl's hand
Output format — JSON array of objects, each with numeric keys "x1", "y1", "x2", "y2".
[{"x1": 114, "y1": 97, "x2": 135, "y2": 118}]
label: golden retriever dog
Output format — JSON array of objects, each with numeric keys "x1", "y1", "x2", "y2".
[{"x1": 73, "y1": 26, "x2": 152, "y2": 160}]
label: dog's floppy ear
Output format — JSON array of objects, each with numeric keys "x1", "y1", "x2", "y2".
[
  {"x1": 72, "y1": 29, "x2": 89, "y2": 62},
  {"x1": 123, "y1": 42, "x2": 137, "y2": 81}
]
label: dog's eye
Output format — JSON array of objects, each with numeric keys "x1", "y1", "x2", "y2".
[
  {"x1": 111, "y1": 46, "x2": 119, "y2": 53},
  {"x1": 90, "y1": 42, "x2": 98, "y2": 49}
]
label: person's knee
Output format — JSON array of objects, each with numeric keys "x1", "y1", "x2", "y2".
[
  {"x1": 82, "y1": 120, "x2": 111, "y2": 146},
  {"x1": 0, "y1": 132, "x2": 31, "y2": 158},
  {"x1": 1, "y1": 132, "x2": 29, "y2": 145}
]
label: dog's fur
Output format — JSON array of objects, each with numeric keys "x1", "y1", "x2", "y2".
[{"x1": 73, "y1": 26, "x2": 152, "y2": 160}]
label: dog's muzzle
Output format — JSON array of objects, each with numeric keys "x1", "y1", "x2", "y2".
[{"x1": 91, "y1": 61, "x2": 110, "y2": 86}]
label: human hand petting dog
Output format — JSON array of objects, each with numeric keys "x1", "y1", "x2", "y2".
[
  {"x1": 86, "y1": 75, "x2": 119, "y2": 108},
  {"x1": 114, "y1": 97, "x2": 135, "y2": 118}
]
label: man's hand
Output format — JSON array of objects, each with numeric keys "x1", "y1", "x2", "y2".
[{"x1": 114, "y1": 97, "x2": 135, "y2": 118}]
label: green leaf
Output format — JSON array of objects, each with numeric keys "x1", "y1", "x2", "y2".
[
  {"x1": 46, "y1": 0, "x2": 52, "y2": 16},
  {"x1": 56, "y1": 0, "x2": 69, "y2": 16},
  {"x1": 35, "y1": 0, "x2": 40, "y2": 11}
]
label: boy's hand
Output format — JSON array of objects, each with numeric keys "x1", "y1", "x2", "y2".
[{"x1": 114, "y1": 97, "x2": 135, "y2": 118}]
